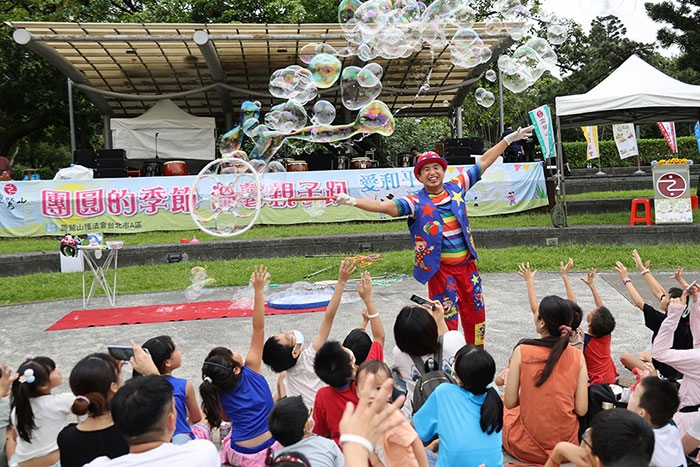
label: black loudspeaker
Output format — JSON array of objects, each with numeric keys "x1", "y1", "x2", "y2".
[
  {"x1": 96, "y1": 158, "x2": 126, "y2": 169},
  {"x1": 444, "y1": 137, "x2": 484, "y2": 154},
  {"x1": 96, "y1": 149, "x2": 126, "y2": 159},
  {"x1": 73, "y1": 149, "x2": 96, "y2": 168},
  {"x1": 445, "y1": 155, "x2": 475, "y2": 166},
  {"x1": 95, "y1": 168, "x2": 127, "y2": 179}
]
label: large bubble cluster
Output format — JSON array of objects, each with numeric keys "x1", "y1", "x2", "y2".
[
  {"x1": 474, "y1": 87, "x2": 495, "y2": 108},
  {"x1": 497, "y1": 37, "x2": 558, "y2": 93},
  {"x1": 269, "y1": 65, "x2": 317, "y2": 104},
  {"x1": 341, "y1": 64, "x2": 383, "y2": 110}
]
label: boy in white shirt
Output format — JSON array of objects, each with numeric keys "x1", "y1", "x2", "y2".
[{"x1": 628, "y1": 375, "x2": 687, "y2": 467}]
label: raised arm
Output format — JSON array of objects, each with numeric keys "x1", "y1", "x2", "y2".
[
  {"x1": 518, "y1": 262, "x2": 539, "y2": 314},
  {"x1": 560, "y1": 258, "x2": 577, "y2": 303},
  {"x1": 335, "y1": 194, "x2": 400, "y2": 217},
  {"x1": 633, "y1": 249, "x2": 666, "y2": 299},
  {"x1": 357, "y1": 270, "x2": 385, "y2": 348},
  {"x1": 616, "y1": 261, "x2": 645, "y2": 310},
  {"x1": 673, "y1": 266, "x2": 690, "y2": 289},
  {"x1": 652, "y1": 293, "x2": 700, "y2": 378},
  {"x1": 581, "y1": 268, "x2": 603, "y2": 308},
  {"x1": 312, "y1": 258, "x2": 357, "y2": 351},
  {"x1": 479, "y1": 126, "x2": 534, "y2": 173},
  {"x1": 245, "y1": 264, "x2": 270, "y2": 372},
  {"x1": 430, "y1": 300, "x2": 449, "y2": 336}
]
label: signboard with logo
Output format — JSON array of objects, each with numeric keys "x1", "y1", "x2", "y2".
[{"x1": 652, "y1": 164, "x2": 692, "y2": 223}]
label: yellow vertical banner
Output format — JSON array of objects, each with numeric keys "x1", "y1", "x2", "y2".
[{"x1": 581, "y1": 126, "x2": 600, "y2": 160}]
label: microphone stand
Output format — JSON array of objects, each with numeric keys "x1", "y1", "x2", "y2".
[{"x1": 155, "y1": 132, "x2": 159, "y2": 159}]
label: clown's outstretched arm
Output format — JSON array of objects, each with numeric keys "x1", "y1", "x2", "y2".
[
  {"x1": 479, "y1": 125, "x2": 534, "y2": 173},
  {"x1": 334, "y1": 194, "x2": 399, "y2": 217}
]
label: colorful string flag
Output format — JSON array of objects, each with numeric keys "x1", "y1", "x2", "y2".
[{"x1": 351, "y1": 253, "x2": 383, "y2": 268}]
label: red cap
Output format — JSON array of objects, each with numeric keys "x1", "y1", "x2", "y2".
[{"x1": 414, "y1": 151, "x2": 448, "y2": 178}]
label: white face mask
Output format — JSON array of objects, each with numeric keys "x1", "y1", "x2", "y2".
[{"x1": 292, "y1": 330, "x2": 304, "y2": 348}]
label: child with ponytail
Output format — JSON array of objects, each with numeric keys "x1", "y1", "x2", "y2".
[
  {"x1": 502, "y1": 295, "x2": 589, "y2": 465},
  {"x1": 56, "y1": 353, "x2": 129, "y2": 467},
  {"x1": 413, "y1": 345, "x2": 503, "y2": 467},
  {"x1": 199, "y1": 265, "x2": 280, "y2": 466},
  {"x1": 10, "y1": 357, "x2": 74, "y2": 467}
]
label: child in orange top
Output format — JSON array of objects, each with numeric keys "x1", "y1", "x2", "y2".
[{"x1": 355, "y1": 360, "x2": 428, "y2": 467}]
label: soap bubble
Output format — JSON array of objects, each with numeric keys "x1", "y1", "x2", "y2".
[
  {"x1": 185, "y1": 266, "x2": 216, "y2": 301},
  {"x1": 547, "y1": 24, "x2": 568, "y2": 45},
  {"x1": 475, "y1": 87, "x2": 487, "y2": 100},
  {"x1": 484, "y1": 18, "x2": 503, "y2": 36},
  {"x1": 485, "y1": 69, "x2": 497, "y2": 82},
  {"x1": 308, "y1": 53, "x2": 342, "y2": 88},
  {"x1": 479, "y1": 91, "x2": 495, "y2": 108},
  {"x1": 265, "y1": 100, "x2": 308, "y2": 134},
  {"x1": 311, "y1": 100, "x2": 336, "y2": 125},
  {"x1": 341, "y1": 66, "x2": 383, "y2": 110},
  {"x1": 358, "y1": 63, "x2": 383, "y2": 87},
  {"x1": 269, "y1": 65, "x2": 317, "y2": 104},
  {"x1": 442, "y1": 99, "x2": 450, "y2": 106}
]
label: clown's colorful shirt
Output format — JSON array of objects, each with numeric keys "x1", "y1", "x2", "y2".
[{"x1": 394, "y1": 164, "x2": 482, "y2": 284}]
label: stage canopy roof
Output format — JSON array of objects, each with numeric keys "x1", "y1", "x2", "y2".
[{"x1": 8, "y1": 21, "x2": 514, "y2": 124}]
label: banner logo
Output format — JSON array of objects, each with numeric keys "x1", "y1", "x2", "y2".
[{"x1": 656, "y1": 172, "x2": 687, "y2": 199}]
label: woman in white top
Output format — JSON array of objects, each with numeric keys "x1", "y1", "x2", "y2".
[{"x1": 391, "y1": 302, "x2": 465, "y2": 417}]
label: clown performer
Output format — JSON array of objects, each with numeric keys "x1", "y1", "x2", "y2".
[{"x1": 335, "y1": 126, "x2": 534, "y2": 345}]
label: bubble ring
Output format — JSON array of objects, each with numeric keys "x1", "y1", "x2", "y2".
[{"x1": 190, "y1": 158, "x2": 263, "y2": 238}]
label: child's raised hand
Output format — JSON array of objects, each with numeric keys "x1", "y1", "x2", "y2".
[
  {"x1": 672, "y1": 266, "x2": 685, "y2": 281},
  {"x1": 581, "y1": 268, "x2": 597, "y2": 286},
  {"x1": 250, "y1": 264, "x2": 270, "y2": 290},
  {"x1": 517, "y1": 262, "x2": 537, "y2": 281},
  {"x1": 357, "y1": 270, "x2": 372, "y2": 301},
  {"x1": 632, "y1": 249, "x2": 650, "y2": 272},
  {"x1": 338, "y1": 257, "x2": 357, "y2": 283},
  {"x1": 0, "y1": 362, "x2": 17, "y2": 397},
  {"x1": 615, "y1": 261, "x2": 629, "y2": 279},
  {"x1": 559, "y1": 258, "x2": 573, "y2": 276}
]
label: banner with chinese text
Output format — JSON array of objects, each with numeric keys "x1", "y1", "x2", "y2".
[
  {"x1": 0, "y1": 163, "x2": 547, "y2": 237},
  {"x1": 612, "y1": 123, "x2": 639, "y2": 160}
]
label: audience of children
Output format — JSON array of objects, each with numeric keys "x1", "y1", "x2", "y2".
[
  {"x1": 616, "y1": 252, "x2": 693, "y2": 381},
  {"x1": 5, "y1": 255, "x2": 700, "y2": 467},
  {"x1": 263, "y1": 258, "x2": 356, "y2": 407}
]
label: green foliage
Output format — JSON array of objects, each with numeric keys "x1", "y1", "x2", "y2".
[
  {"x1": 646, "y1": 1, "x2": 700, "y2": 74},
  {"x1": 562, "y1": 136, "x2": 699, "y2": 169},
  {"x1": 381, "y1": 117, "x2": 452, "y2": 161}
]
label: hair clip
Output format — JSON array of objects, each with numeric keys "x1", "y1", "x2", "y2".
[
  {"x1": 203, "y1": 376, "x2": 213, "y2": 383},
  {"x1": 24, "y1": 354, "x2": 34, "y2": 361},
  {"x1": 19, "y1": 369, "x2": 35, "y2": 384}
]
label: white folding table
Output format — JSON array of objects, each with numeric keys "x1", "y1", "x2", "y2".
[{"x1": 79, "y1": 245, "x2": 120, "y2": 308}]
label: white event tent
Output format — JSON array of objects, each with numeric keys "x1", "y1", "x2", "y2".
[
  {"x1": 555, "y1": 54, "x2": 700, "y2": 128},
  {"x1": 111, "y1": 99, "x2": 216, "y2": 160}
]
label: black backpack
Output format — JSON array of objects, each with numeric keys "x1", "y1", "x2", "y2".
[{"x1": 410, "y1": 334, "x2": 456, "y2": 414}]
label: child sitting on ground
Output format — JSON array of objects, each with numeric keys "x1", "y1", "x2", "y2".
[
  {"x1": 355, "y1": 360, "x2": 428, "y2": 467},
  {"x1": 413, "y1": 345, "x2": 503, "y2": 467},
  {"x1": 312, "y1": 341, "x2": 359, "y2": 445},
  {"x1": 627, "y1": 375, "x2": 687, "y2": 467},
  {"x1": 267, "y1": 395, "x2": 344, "y2": 467},
  {"x1": 10, "y1": 357, "x2": 75, "y2": 467},
  {"x1": 140, "y1": 335, "x2": 210, "y2": 443},
  {"x1": 263, "y1": 258, "x2": 356, "y2": 408}
]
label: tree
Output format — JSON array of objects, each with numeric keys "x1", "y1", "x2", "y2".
[{"x1": 646, "y1": 0, "x2": 700, "y2": 74}]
